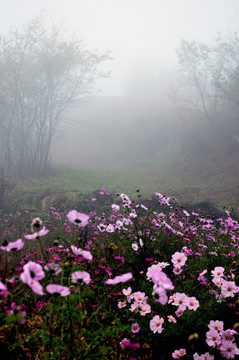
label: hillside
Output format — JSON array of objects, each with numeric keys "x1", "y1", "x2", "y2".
[{"x1": 50, "y1": 96, "x2": 239, "y2": 211}]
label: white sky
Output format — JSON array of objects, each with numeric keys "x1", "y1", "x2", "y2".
[{"x1": 1, "y1": 0, "x2": 239, "y2": 96}]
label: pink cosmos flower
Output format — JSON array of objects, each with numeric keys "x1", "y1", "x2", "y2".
[
  {"x1": 20, "y1": 261, "x2": 45, "y2": 295},
  {"x1": 159, "y1": 261, "x2": 170, "y2": 268},
  {"x1": 118, "y1": 301, "x2": 127, "y2": 308},
  {"x1": 208, "y1": 320, "x2": 224, "y2": 333},
  {"x1": 130, "y1": 301, "x2": 139, "y2": 312},
  {"x1": 172, "y1": 348, "x2": 186, "y2": 358},
  {"x1": 131, "y1": 323, "x2": 140, "y2": 333},
  {"x1": 111, "y1": 204, "x2": 120, "y2": 212},
  {"x1": 66, "y1": 210, "x2": 89, "y2": 227},
  {"x1": 133, "y1": 291, "x2": 147, "y2": 304},
  {"x1": 25, "y1": 226, "x2": 50, "y2": 239},
  {"x1": 70, "y1": 245, "x2": 93, "y2": 261},
  {"x1": 221, "y1": 280, "x2": 238, "y2": 298},
  {"x1": 20, "y1": 261, "x2": 45, "y2": 283},
  {"x1": 71, "y1": 271, "x2": 91, "y2": 285},
  {"x1": 155, "y1": 192, "x2": 170, "y2": 206},
  {"x1": 193, "y1": 353, "x2": 214, "y2": 360},
  {"x1": 220, "y1": 340, "x2": 239, "y2": 359},
  {"x1": 173, "y1": 267, "x2": 183, "y2": 275},
  {"x1": 199, "y1": 269, "x2": 208, "y2": 276},
  {"x1": 150, "y1": 315, "x2": 164, "y2": 333},
  {"x1": 147, "y1": 263, "x2": 163, "y2": 279},
  {"x1": 106, "y1": 224, "x2": 115, "y2": 233},
  {"x1": 1, "y1": 238, "x2": 24, "y2": 252},
  {"x1": 0, "y1": 280, "x2": 8, "y2": 298},
  {"x1": 105, "y1": 272, "x2": 133, "y2": 285},
  {"x1": 44, "y1": 263, "x2": 62, "y2": 276},
  {"x1": 122, "y1": 287, "x2": 132, "y2": 302},
  {"x1": 187, "y1": 296, "x2": 199, "y2": 311},
  {"x1": 175, "y1": 308, "x2": 184, "y2": 317},
  {"x1": 206, "y1": 329, "x2": 221, "y2": 347},
  {"x1": 132, "y1": 243, "x2": 139, "y2": 251},
  {"x1": 139, "y1": 303, "x2": 151, "y2": 316},
  {"x1": 221, "y1": 329, "x2": 237, "y2": 342},
  {"x1": 151, "y1": 270, "x2": 174, "y2": 290},
  {"x1": 152, "y1": 286, "x2": 168, "y2": 305},
  {"x1": 212, "y1": 276, "x2": 223, "y2": 287},
  {"x1": 211, "y1": 266, "x2": 225, "y2": 278},
  {"x1": 141, "y1": 204, "x2": 148, "y2": 210},
  {"x1": 171, "y1": 252, "x2": 187, "y2": 268},
  {"x1": 46, "y1": 284, "x2": 70, "y2": 296},
  {"x1": 172, "y1": 292, "x2": 189, "y2": 311},
  {"x1": 167, "y1": 315, "x2": 177, "y2": 323}
]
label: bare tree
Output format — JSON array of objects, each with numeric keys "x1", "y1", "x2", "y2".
[
  {"x1": 0, "y1": 16, "x2": 111, "y2": 177},
  {"x1": 173, "y1": 34, "x2": 239, "y2": 139}
]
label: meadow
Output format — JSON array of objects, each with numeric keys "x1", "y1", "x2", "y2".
[{"x1": 0, "y1": 168, "x2": 238, "y2": 359}]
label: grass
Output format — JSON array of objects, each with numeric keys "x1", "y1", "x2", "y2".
[{"x1": 7, "y1": 164, "x2": 239, "y2": 215}]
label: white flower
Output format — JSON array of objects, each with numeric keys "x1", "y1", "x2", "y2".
[{"x1": 132, "y1": 243, "x2": 139, "y2": 251}]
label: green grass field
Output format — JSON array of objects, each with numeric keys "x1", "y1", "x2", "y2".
[{"x1": 7, "y1": 164, "x2": 239, "y2": 214}]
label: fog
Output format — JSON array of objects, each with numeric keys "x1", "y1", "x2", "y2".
[
  {"x1": 1, "y1": 0, "x2": 239, "y2": 96},
  {"x1": 1, "y1": 0, "x2": 239, "y2": 208}
]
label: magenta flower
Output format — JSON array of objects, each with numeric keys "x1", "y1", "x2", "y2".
[
  {"x1": 120, "y1": 339, "x2": 140, "y2": 349},
  {"x1": 1, "y1": 238, "x2": 24, "y2": 252},
  {"x1": 70, "y1": 245, "x2": 93, "y2": 261},
  {"x1": 25, "y1": 226, "x2": 49, "y2": 239},
  {"x1": 66, "y1": 210, "x2": 89, "y2": 227},
  {"x1": 150, "y1": 315, "x2": 164, "y2": 333},
  {"x1": 71, "y1": 271, "x2": 91, "y2": 285},
  {"x1": 46, "y1": 284, "x2": 70, "y2": 296},
  {"x1": 131, "y1": 323, "x2": 140, "y2": 333},
  {"x1": 105, "y1": 272, "x2": 133, "y2": 285}
]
